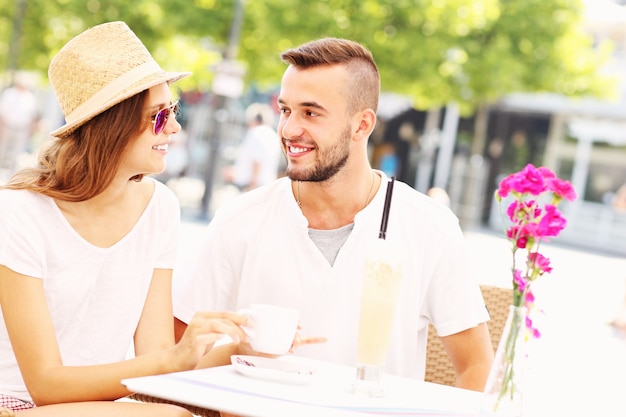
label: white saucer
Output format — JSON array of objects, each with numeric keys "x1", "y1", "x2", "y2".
[{"x1": 231, "y1": 355, "x2": 316, "y2": 385}]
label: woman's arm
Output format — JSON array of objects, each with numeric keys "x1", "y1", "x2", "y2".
[
  {"x1": 0, "y1": 265, "x2": 248, "y2": 406},
  {"x1": 133, "y1": 268, "x2": 176, "y2": 354}
]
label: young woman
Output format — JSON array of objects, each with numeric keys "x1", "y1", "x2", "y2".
[{"x1": 0, "y1": 22, "x2": 248, "y2": 417}]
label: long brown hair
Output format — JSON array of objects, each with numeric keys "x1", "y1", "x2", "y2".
[
  {"x1": 2, "y1": 90, "x2": 148, "y2": 201},
  {"x1": 280, "y1": 37, "x2": 380, "y2": 115}
]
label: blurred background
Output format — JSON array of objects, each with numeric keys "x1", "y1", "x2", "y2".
[{"x1": 0, "y1": 0, "x2": 625, "y2": 243}]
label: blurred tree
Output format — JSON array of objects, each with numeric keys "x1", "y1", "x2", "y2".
[
  {"x1": 240, "y1": 0, "x2": 615, "y2": 108},
  {"x1": 0, "y1": 0, "x2": 233, "y2": 90},
  {"x1": 0, "y1": 0, "x2": 616, "y2": 113}
]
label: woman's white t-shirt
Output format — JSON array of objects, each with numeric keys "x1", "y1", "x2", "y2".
[{"x1": 0, "y1": 179, "x2": 180, "y2": 401}]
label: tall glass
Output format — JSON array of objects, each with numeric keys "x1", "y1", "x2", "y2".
[{"x1": 352, "y1": 238, "x2": 403, "y2": 397}]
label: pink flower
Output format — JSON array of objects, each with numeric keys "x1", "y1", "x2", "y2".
[
  {"x1": 507, "y1": 226, "x2": 527, "y2": 248},
  {"x1": 506, "y1": 200, "x2": 541, "y2": 222},
  {"x1": 526, "y1": 316, "x2": 541, "y2": 339},
  {"x1": 537, "y1": 205, "x2": 567, "y2": 237},
  {"x1": 507, "y1": 223, "x2": 540, "y2": 249},
  {"x1": 519, "y1": 164, "x2": 553, "y2": 195},
  {"x1": 513, "y1": 269, "x2": 527, "y2": 293},
  {"x1": 537, "y1": 166, "x2": 557, "y2": 180},
  {"x1": 524, "y1": 289, "x2": 541, "y2": 337},
  {"x1": 496, "y1": 165, "x2": 576, "y2": 338},
  {"x1": 548, "y1": 178, "x2": 577, "y2": 201},
  {"x1": 528, "y1": 252, "x2": 552, "y2": 274},
  {"x1": 497, "y1": 176, "x2": 514, "y2": 198},
  {"x1": 497, "y1": 166, "x2": 544, "y2": 198}
]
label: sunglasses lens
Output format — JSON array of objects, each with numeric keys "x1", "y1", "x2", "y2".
[
  {"x1": 154, "y1": 109, "x2": 167, "y2": 134},
  {"x1": 152, "y1": 102, "x2": 179, "y2": 135}
]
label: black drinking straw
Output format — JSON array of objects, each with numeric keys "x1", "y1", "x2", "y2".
[{"x1": 378, "y1": 177, "x2": 396, "y2": 240}]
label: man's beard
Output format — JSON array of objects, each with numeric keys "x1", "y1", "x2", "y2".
[{"x1": 286, "y1": 124, "x2": 351, "y2": 183}]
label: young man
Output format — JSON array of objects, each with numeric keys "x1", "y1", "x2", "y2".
[{"x1": 174, "y1": 37, "x2": 494, "y2": 391}]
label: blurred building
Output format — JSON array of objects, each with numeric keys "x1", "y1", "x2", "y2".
[
  {"x1": 377, "y1": 0, "x2": 626, "y2": 254},
  {"x1": 486, "y1": 0, "x2": 626, "y2": 254}
]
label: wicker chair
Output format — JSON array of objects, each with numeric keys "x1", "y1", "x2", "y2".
[
  {"x1": 424, "y1": 284, "x2": 512, "y2": 387},
  {"x1": 0, "y1": 407, "x2": 15, "y2": 417},
  {"x1": 128, "y1": 393, "x2": 221, "y2": 417}
]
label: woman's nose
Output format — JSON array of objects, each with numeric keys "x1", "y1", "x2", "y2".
[{"x1": 166, "y1": 115, "x2": 182, "y2": 135}]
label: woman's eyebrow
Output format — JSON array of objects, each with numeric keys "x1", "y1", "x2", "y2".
[{"x1": 148, "y1": 100, "x2": 175, "y2": 111}]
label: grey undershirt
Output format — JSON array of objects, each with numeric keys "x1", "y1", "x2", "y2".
[{"x1": 308, "y1": 223, "x2": 354, "y2": 266}]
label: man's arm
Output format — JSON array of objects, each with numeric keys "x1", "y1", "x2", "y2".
[{"x1": 441, "y1": 323, "x2": 494, "y2": 391}]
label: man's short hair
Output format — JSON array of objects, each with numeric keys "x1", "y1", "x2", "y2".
[{"x1": 280, "y1": 38, "x2": 380, "y2": 115}]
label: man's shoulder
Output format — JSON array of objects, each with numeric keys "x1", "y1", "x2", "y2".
[
  {"x1": 211, "y1": 178, "x2": 291, "y2": 224},
  {"x1": 394, "y1": 181, "x2": 455, "y2": 215},
  {"x1": 391, "y1": 181, "x2": 461, "y2": 235}
]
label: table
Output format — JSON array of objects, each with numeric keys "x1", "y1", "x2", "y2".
[{"x1": 122, "y1": 356, "x2": 483, "y2": 417}]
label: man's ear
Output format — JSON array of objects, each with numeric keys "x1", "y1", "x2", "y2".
[{"x1": 354, "y1": 108, "x2": 377, "y2": 141}]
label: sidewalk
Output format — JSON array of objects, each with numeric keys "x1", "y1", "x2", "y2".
[{"x1": 463, "y1": 227, "x2": 626, "y2": 325}]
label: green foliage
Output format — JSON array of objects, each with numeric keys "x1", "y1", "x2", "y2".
[
  {"x1": 239, "y1": 0, "x2": 616, "y2": 113},
  {"x1": 0, "y1": 0, "x2": 617, "y2": 114}
]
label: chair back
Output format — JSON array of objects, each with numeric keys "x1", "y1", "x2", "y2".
[
  {"x1": 424, "y1": 285, "x2": 512, "y2": 386},
  {"x1": 129, "y1": 393, "x2": 220, "y2": 417}
]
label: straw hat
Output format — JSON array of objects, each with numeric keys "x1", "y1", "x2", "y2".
[{"x1": 48, "y1": 21, "x2": 190, "y2": 138}]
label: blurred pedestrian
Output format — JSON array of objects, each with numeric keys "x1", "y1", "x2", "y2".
[
  {"x1": 427, "y1": 186, "x2": 451, "y2": 208},
  {"x1": 612, "y1": 183, "x2": 626, "y2": 211},
  {"x1": 225, "y1": 103, "x2": 282, "y2": 191},
  {"x1": 0, "y1": 72, "x2": 40, "y2": 175},
  {"x1": 373, "y1": 142, "x2": 399, "y2": 177}
]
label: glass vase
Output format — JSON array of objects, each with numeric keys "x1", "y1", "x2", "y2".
[{"x1": 480, "y1": 305, "x2": 528, "y2": 417}]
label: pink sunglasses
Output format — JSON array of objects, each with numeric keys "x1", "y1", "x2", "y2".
[{"x1": 150, "y1": 101, "x2": 179, "y2": 135}]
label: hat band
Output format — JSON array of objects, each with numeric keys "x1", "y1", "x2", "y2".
[{"x1": 65, "y1": 60, "x2": 162, "y2": 124}]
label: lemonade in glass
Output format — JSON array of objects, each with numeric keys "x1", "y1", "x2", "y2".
[{"x1": 353, "y1": 238, "x2": 403, "y2": 396}]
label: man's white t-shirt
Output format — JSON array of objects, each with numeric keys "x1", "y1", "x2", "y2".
[{"x1": 173, "y1": 172, "x2": 489, "y2": 380}]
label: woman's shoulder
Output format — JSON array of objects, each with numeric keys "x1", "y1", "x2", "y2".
[
  {"x1": 141, "y1": 178, "x2": 181, "y2": 229},
  {"x1": 143, "y1": 177, "x2": 180, "y2": 209},
  {"x1": 0, "y1": 188, "x2": 48, "y2": 214},
  {"x1": 0, "y1": 189, "x2": 52, "y2": 239}
]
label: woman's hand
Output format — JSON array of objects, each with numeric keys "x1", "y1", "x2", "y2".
[{"x1": 173, "y1": 311, "x2": 249, "y2": 370}]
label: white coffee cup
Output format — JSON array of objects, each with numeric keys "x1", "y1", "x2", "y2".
[{"x1": 239, "y1": 304, "x2": 300, "y2": 355}]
